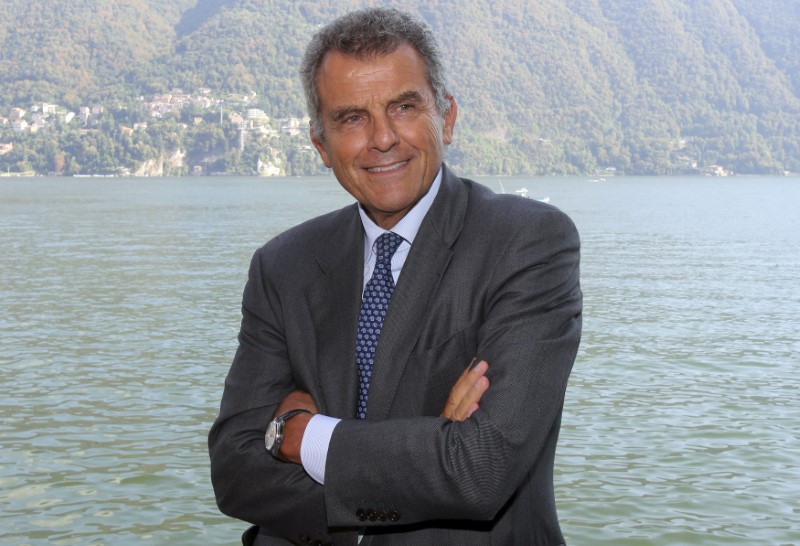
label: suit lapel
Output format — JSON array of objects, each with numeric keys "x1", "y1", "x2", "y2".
[
  {"x1": 366, "y1": 166, "x2": 469, "y2": 419},
  {"x1": 308, "y1": 205, "x2": 364, "y2": 418}
]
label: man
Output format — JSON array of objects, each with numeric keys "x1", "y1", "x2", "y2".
[{"x1": 209, "y1": 7, "x2": 581, "y2": 546}]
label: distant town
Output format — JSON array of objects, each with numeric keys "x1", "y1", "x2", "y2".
[{"x1": 0, "y1": 88, "x2": 317, "y2": 177}]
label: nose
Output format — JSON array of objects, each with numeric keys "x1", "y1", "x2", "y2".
[{"x1": 369, "y1": 114, "x2": 398, "y2": 152}]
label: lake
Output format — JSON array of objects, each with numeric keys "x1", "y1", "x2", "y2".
[{"x1": 1, "y1": 175, "x2": 798, "y2": 545}]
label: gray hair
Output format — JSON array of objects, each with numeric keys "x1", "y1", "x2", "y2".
[{"x1": 300, "y1": 7, "x2": 451, "y2": 140}]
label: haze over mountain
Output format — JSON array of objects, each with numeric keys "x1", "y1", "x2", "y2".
[{"x1": 1, "y1": 0, "x2": 798, "y2": 175}]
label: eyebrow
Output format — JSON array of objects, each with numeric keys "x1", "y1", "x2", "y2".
[
  {"x1": 328, "y1": 90, "x2": 427, "y2": 123},
  {"x1": 391, "y1": 90, "x2": 425, "y2": 106}
]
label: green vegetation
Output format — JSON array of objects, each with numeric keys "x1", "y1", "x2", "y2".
[
  {"x1": 1, "y1": 0, "x2": 798, "y2": 176},
  {"x1": 0, "y1": 100, "x2": 326, "y2": 176}
]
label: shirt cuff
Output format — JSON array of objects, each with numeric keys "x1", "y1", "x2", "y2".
[{"x1": 300, "y1": 414, "x2": 341, "y2": 484}]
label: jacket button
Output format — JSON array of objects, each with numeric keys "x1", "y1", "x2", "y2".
[
  {"x1": 388, "y1": 510, "x2": 400, "y2": 522},
  {"x1": 356, "y1": 508, "x2": 367, "y2": 521},
  {"x1": 378, "y1": 510, "x2": 387, "y2": 522},
  {"x1": 367, "y1": 508, "x2": 377, "y2": 521}
]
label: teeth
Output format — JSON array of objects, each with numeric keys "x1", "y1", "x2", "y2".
[{"x1": 368, "y1": 161, "x2": 406, "y2": 173}]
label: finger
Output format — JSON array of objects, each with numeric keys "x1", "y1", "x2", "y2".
[
  {"x1": 453, "y1": 374, "x2": 489, "y2": 421},
  {"x1": 440, "y1": 358, "x2": 475, "y2": 418},
  {"x1": 440, "y1": 358, "x2": 480, "y2": 418},
  {"x1": 441, "y1": 360, "x2": 488, "y2": 419}
]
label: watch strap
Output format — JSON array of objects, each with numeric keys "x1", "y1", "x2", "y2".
[
  {"x1": 266, "y1": 408, "x2": 312, "y2": 461},
  {"x1": 277, "y1": 408, "x2": 312, "y2": 424}
]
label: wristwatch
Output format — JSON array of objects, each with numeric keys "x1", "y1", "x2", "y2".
[{"x1": 265, "y1": 408, "x2": 312, "y2": 460}]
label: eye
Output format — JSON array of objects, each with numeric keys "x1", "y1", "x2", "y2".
[{"x1": 392, "y1": 103, "x2": 415, "y2": 118}]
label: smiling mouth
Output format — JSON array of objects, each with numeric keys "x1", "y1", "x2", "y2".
[{"x1": 367, "y1": 160, "x2": 408, "y2": 173}]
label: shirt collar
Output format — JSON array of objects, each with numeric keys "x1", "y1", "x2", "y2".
[{"x1": 358, "y1": 166, "x2": 443, "y2": 250}]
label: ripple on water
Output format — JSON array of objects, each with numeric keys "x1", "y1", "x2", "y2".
[{"x1": 4, "y1": 176, "x2": 800, "y2": 544}]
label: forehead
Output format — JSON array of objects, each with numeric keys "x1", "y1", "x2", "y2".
[{"x1": 315, "y1": 43, "x2": 433, "y2": 109}]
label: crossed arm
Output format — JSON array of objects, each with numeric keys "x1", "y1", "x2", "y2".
[{"x1": 274, "y1": 359, "x2": 491, "y2": 464}]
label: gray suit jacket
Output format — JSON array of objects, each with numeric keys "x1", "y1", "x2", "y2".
[{"x1": 209, "y1": 165, "x2": 582, "y2": 545}]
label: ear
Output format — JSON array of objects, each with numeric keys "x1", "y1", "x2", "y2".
[
  {"x1": 310, "y1": 127, "x2": 332, "y2": 168},
  {"x1": 442, "y1": 96, "x2": 457, "y2": 145}
]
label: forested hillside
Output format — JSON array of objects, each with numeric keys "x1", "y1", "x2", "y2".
[{"x1": 1, "y1": 0, "x2": 798, "y2": 176}]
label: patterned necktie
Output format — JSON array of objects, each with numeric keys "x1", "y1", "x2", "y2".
[{"x1": 356, "y1": 232, "x2": 402, "y2": 419}]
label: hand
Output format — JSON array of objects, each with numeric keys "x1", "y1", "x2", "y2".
[
  {"x1": 273, "y1": 390, "x2": 318, "y2": 464},
  {"x1": 274, "y1": 389, "x2": 318, "y2": 418},
  {"x1": 440, "y1": 359, "x2": 490, "y2": 421}
]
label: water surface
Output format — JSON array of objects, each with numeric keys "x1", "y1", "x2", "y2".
[{"x1": 1, "y1": 175, "x2": 798, "y2": 545}]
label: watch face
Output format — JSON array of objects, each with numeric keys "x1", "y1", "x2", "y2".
[{"x1": 265, "y1": 421, "x2": 278, "y2": 451}]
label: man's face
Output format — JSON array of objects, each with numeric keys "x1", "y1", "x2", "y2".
[{"x1": 310, "y1": 43, "x2": 457, "y2": 229}]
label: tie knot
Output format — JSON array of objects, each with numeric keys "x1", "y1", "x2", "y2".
[{"x1": 375, "y1": 232, "x2": 402, "y2": 266}]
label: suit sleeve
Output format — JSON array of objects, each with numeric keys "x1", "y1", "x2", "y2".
[
  {"x1": 323, "y1": 206, "x2": 582, "y2": 526},
  {"x1": 208, "y1": 244, "x2": 343, "y2": 543}
]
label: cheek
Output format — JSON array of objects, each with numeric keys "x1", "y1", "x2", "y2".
[
  {"x1": 327, "y1": 136, "x2": 362, "y2": 165},
  {"x1": 417, "y1": 121, "x2": 445, "y2": 158},
  {"x1": 329, "y1": 157, "x2": 363, "y2": 195},
  {"x1": 419, "y1": 118, "x2": 444, "y2": 146}
]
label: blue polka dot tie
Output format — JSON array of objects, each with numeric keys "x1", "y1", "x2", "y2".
[{"x1": 356, "y1": 232, "x2": 402, "y2": 419}]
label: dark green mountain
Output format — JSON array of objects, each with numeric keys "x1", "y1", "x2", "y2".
[{"x1": 1, "y1": 0, "x2": 798, "y2": 175}]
